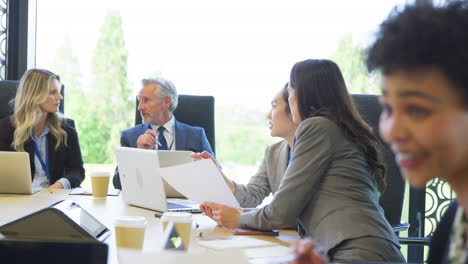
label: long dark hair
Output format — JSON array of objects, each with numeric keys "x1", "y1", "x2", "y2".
[{"x1": 290, "y1": 59, "x2": 386, "y2": 192}]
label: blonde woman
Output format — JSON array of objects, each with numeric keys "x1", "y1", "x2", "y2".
[{"x1": 0, "y1": 69, "x2": 85, "y2": 189}]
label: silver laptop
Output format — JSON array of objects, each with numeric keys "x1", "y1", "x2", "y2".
[
  {"x1": 157, "y1": 150, "x2": 193, "y2": 198},
  {"x1": 0, "y1": 151, "x2": 41, "y2": 194},
  {"x1": 115, "y1": 146, "x2": 200, "y2": 213}
]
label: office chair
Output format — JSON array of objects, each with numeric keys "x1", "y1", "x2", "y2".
[
  {"x1": 0, "y1": 81, "x2": 20, "y2": 119},
  {"x1": 352, "y1": 94, "x2": 408, "y2": 232},
  {"x1": 0, "y1": 80, "x2": 65, "y2": 119},
  {"x1": 352, "y1": 94, "x2": 430, "y2": 262},
  {"x1": 135, "y1": 94, "x2": 216, "y2": 155}
]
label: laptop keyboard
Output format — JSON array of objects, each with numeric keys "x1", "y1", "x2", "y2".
[{"x1": 167, "y1": 202, "x2": 189, "y2": 209}]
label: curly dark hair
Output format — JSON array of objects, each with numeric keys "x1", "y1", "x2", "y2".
[
  {"x1": 366, "y1": 1, "x2": 468, "y2": 105},
  {"x1": 290, "y1": 59, "x2": 386, "y2": 192}
]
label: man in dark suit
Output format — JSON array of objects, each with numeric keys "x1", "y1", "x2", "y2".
[{"x1": 113, "y1": 77, "x2": 213, "y2": 189}]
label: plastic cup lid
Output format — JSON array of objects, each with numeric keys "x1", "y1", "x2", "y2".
[
  {"x1": 91, "y1": 171, "x2": 110, "y2": 177},
  {"x1": 114, "y1": 216, "x2": 147, "y2": 228},
  {"x1": 161, "y1": 212, "x2": 192, "y2": 222}
]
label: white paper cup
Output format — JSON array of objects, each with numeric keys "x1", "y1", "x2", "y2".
[
  {"x1": 90, "y1": 171, "x2": 110, "y2": 199},
  {"x1": 161, "y1": 212, "x2": 193, "y2": 249},
  {"x1": 114, "y1": 216, "x2": 147, "y2": 249}
]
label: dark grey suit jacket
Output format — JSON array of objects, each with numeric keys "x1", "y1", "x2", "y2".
[
  {"x1": 238, "y1": 117, "x2": 399, "y2": 254},
  {"x1": 113, "y1": 118, "x2": 213, "y2": 189}
]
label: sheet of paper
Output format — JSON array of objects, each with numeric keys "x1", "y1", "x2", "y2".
[
  {"x1": 197, "y1": 236, "x2": 276, "y2": 250},
  {"x1": 159, "y1": 159, "x2": 240, "y2": 207},
  {"x1": 243, "y1": 245, "x2": 291, "y2": 259},
  {"x1": 117, "y1": 249, "x2": 248, "y2": 264}
]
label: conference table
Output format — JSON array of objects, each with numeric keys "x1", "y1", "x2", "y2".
[{"x1": 0, "y1": 189, "x2": 300, "y2": 264}]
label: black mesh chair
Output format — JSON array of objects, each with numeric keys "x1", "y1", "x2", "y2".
[
  {"x1": 135, "y1": 94, "x2": 215, "y2": 154},
  {"x1": 0, "y1": 81, "x2": 20, "y2": 119},
  {"x1": 0, "y1": 80, "x2": 65, "y2": 119}
]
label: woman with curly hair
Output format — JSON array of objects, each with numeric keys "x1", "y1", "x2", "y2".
[{"x1": 291, "y1": 1, "x2": 468, "y2": 263}]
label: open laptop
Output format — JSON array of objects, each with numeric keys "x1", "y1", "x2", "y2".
[
  {"x1": 0, "y1": 151, "x2": 40, "y2": 195},
  {"x1": 157, "y1": 150, "x2": 193, "y2": 198},
  {"x1": 115, "y1": 146, "x2": 201, "y2": 213}
]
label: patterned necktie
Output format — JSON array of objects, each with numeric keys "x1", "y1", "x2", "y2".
[{"x1": 157, "y1": 126, "x2": 168, "y2": 150}]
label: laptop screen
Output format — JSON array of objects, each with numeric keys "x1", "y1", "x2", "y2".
[{"x1": 0, "y1": 151, "x2": 34, "y2": 194}]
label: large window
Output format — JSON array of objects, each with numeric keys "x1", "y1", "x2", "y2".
[{"x1": 36, "y1": 0, "x2": 407, "y2": 186}]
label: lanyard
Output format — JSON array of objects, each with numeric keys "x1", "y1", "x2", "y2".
[
  {"x1": 167, "y1": 136, "x2": 175, "y2": 150},
  {"x1": 33, "y1": 137, "x2": 50, "y2": 179}
]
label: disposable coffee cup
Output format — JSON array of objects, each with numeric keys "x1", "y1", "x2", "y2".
[
  {"x1": 161, "y1": 212, "x2": 193, "y2": 249},
  {"x1": 91, "y1": 171, "x2": 110, "y2": 199},
  {"x1": 114, "y1": 216, "x2": 147, "y2": 249}
]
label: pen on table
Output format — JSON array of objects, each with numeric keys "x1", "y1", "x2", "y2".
[{"x1": 147, "y1": 124, "x2": 162, "y2": 149}]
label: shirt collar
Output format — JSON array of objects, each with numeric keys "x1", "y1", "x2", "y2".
[
  {"x1": 151, "y1": 115, "x2": 175, "y2": 135},
  {"x1": 33, "y1": 125, "x2": 50, "y2": 140}
]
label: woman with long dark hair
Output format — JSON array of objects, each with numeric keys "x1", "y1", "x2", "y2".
[{"x1": 201, "y1": 59, "x2": 404, "y2": 262}]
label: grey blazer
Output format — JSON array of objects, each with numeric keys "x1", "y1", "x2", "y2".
[
  {"x1": 234, "y1": 140, "x2": 289, "y2": 208},
  {"x1": 238, "y1": 117, "x2": 399, "y2": 253}
]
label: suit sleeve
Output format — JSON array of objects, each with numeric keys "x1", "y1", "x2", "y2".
[
  {"x1": 238, "y1": 118, "x2": 338, "y2": 230},
  {"x1": 63, "y1": 120, "x2": 86, "y2": 188},
  {"x1": 199, "y1": 128, "x2": 214, "y2": 156},
  {"x1": 113, "y1": 131, "x2": 130, "y2": 189},
  {"x1": 234, "y1": 147, "x2": 271, "y2": 207}
]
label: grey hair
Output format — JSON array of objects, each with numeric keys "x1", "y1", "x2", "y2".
[{"x1": 142, "y1": 77, "x2": 178, "y2": 112}]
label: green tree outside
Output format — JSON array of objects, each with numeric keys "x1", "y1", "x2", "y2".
[
  {"x1": 216, "y1": 105, "x2": 276, "y2": 166},
  {"x1": 80, "y1": 11, "x2": 133, "y2": 163},
  {"x1": 331, "y1": 34, "x2": 381, "y2": 95}
]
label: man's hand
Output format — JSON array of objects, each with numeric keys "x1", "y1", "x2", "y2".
[{"x1": 137, "y1": 129, "x2": 158, "y2": 149}]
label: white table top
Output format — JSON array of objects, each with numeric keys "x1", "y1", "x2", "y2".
[{"x1": 0, "y1": 189, "x2": 300, "y2": 263}]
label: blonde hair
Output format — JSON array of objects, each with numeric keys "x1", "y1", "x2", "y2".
[{"x1": 11, "y1": 69, "x2": 67, "y2": 152}]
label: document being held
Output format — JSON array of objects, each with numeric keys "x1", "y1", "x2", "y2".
[{"x1": 159, "y1": 159, "x2": 240, "y2": 207}]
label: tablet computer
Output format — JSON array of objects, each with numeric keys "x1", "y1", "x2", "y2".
[{"x1": 0, "y1": 200, "x2": 110, "y2": 243}]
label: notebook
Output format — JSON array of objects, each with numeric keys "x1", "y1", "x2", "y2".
[
  {"x1": 0, "y1": 151, "x2": 40, "y2": 194},
  {"x1": 114, "y1": 146, "x2": 201, "y2": 213}
]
